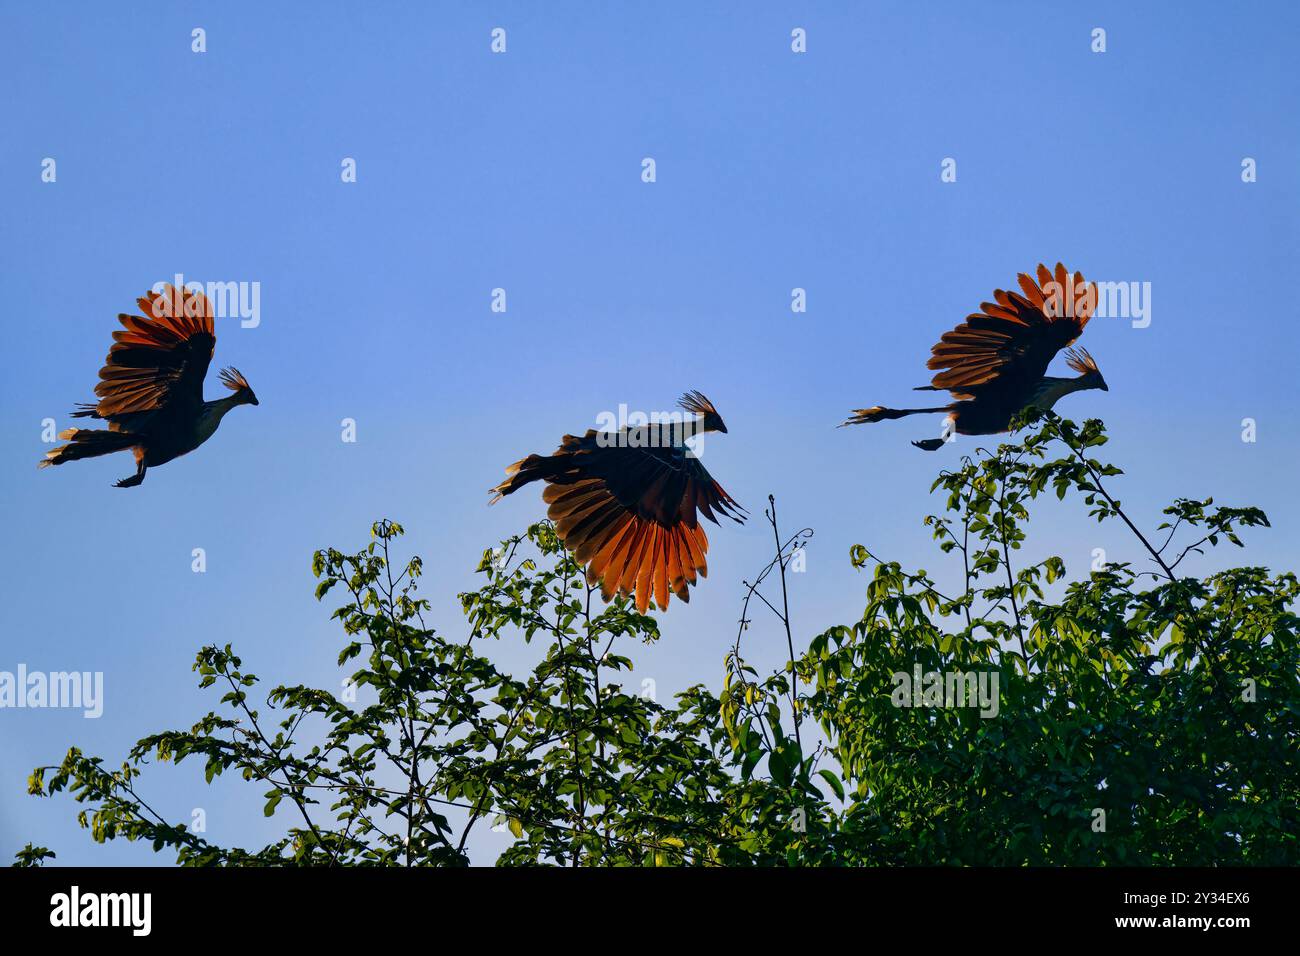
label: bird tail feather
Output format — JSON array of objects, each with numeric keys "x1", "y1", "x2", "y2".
[
  {"x1": 488, "y1": 453, "x2": 571, "y2": 503},
  {"x1": 38, "y1": 429, "x2": 138, "y2": 468},
  {"x1": 839, "y1": 405, "x2": 950, "y2": 427}
]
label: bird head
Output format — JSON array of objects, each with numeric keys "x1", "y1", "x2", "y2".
[
  {"x1": 678, "y1": 390, "x2": 727, "y2": 433},
  {"x1": 219, "y1": 366, "x2": 260, "y2": 405},
  {"x1": 1065, "y1": 347, "x2": 1107, "y2": 391}
]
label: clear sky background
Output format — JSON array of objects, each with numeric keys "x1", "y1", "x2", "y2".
[{"x1": 2, "y1": 1, "x2": 1297, "y2": 865}]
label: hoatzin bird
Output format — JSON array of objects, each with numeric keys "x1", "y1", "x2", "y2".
[
  {"x1": 40, "y1": 284, "x2": 258, "y2": 487},
  {"x1": 490, "y1": 391, "x2": 746, "y2": 613},
  {"x1": 842, "y1": 263, "x2": 1107, "y2": 449}
]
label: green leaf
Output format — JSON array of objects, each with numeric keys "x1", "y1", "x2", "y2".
[{"x1": 818, "y1": 769, "x2": 846, "y2": 801}]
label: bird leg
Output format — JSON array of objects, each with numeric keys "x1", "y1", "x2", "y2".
[
  {"x1": 114, "y1": 460, "x2": 147, "y2": 488},
  {"x1": 913, "y1": 416, "x2": 956, "y2": 451}
]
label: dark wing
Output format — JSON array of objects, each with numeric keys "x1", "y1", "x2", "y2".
[
  {"x1": 79, "y1": 285, "x2": 216, "y2": 426},
  {"x1": 528, "y1": 432, "x2": 745, "y2": 613},
  {"x1": 924, "y1": 263, "x2": 1095, "y2": 399}
]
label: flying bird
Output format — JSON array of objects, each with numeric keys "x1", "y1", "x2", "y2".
[
  {"x1": 40, "y1": 284, "x2": 258, "y2": 487},
  {"x1": 490, "y1": 391, "x2": 746, "y2": 613},
  {"x1": 842, "y1": 263, "x2": 1106, "y2": 449}
]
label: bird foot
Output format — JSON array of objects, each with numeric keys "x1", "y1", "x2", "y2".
[
  {"x1": 113, "y1": 473, "x2": 145, "y2": 488},
  {"x1": 911, "y1": 438, "x2": 946, "y2": 452}
]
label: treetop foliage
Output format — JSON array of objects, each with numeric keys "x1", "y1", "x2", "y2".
[{"x1": 19, "y1": 414, "x2": 1298, "y2": 866}]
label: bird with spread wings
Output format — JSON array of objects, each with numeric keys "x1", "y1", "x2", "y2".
[
  {"x1": 40, "y1": 284, "x2": 258, "y2": 487},
  {"x1": 842, "y1": 262, "x2": 1107, "y2": 449},
  {"x1": 490, "y1": 391, "x2": 746, "y2": 613}
]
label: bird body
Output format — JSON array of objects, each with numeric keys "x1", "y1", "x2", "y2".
[
  {"x1": 146, "y1": 393, "x2": 244, "y2": 466},
  {"x1": 40, "y1": 285, "x2": 257, "y2": 486},
  {"x1": 843, "y1": 263, "x2": 1106, "y2": 449},
  {"x1": 491, "y1": 391, "x2": 745, "y2": 613}
]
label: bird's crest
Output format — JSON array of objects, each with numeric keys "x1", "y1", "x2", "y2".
[
  {"x1": 219, "y1": 366, "x2": 252, "y2": 392},
  {"x1": 1064, "y1": 347, "x2": 1099, "y2": 375},
  {"x1": 678, "y1": 390, "x2": 718, "y2": 419}
]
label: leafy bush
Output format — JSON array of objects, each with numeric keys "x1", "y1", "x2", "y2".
[{"x1": 797, "y1": 413, "x2": 1296, "y2": 864}]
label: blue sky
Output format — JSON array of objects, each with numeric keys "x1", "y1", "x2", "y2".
[{"x1": 2, "y1": 1, "x2": 1297, "y2": 864}]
